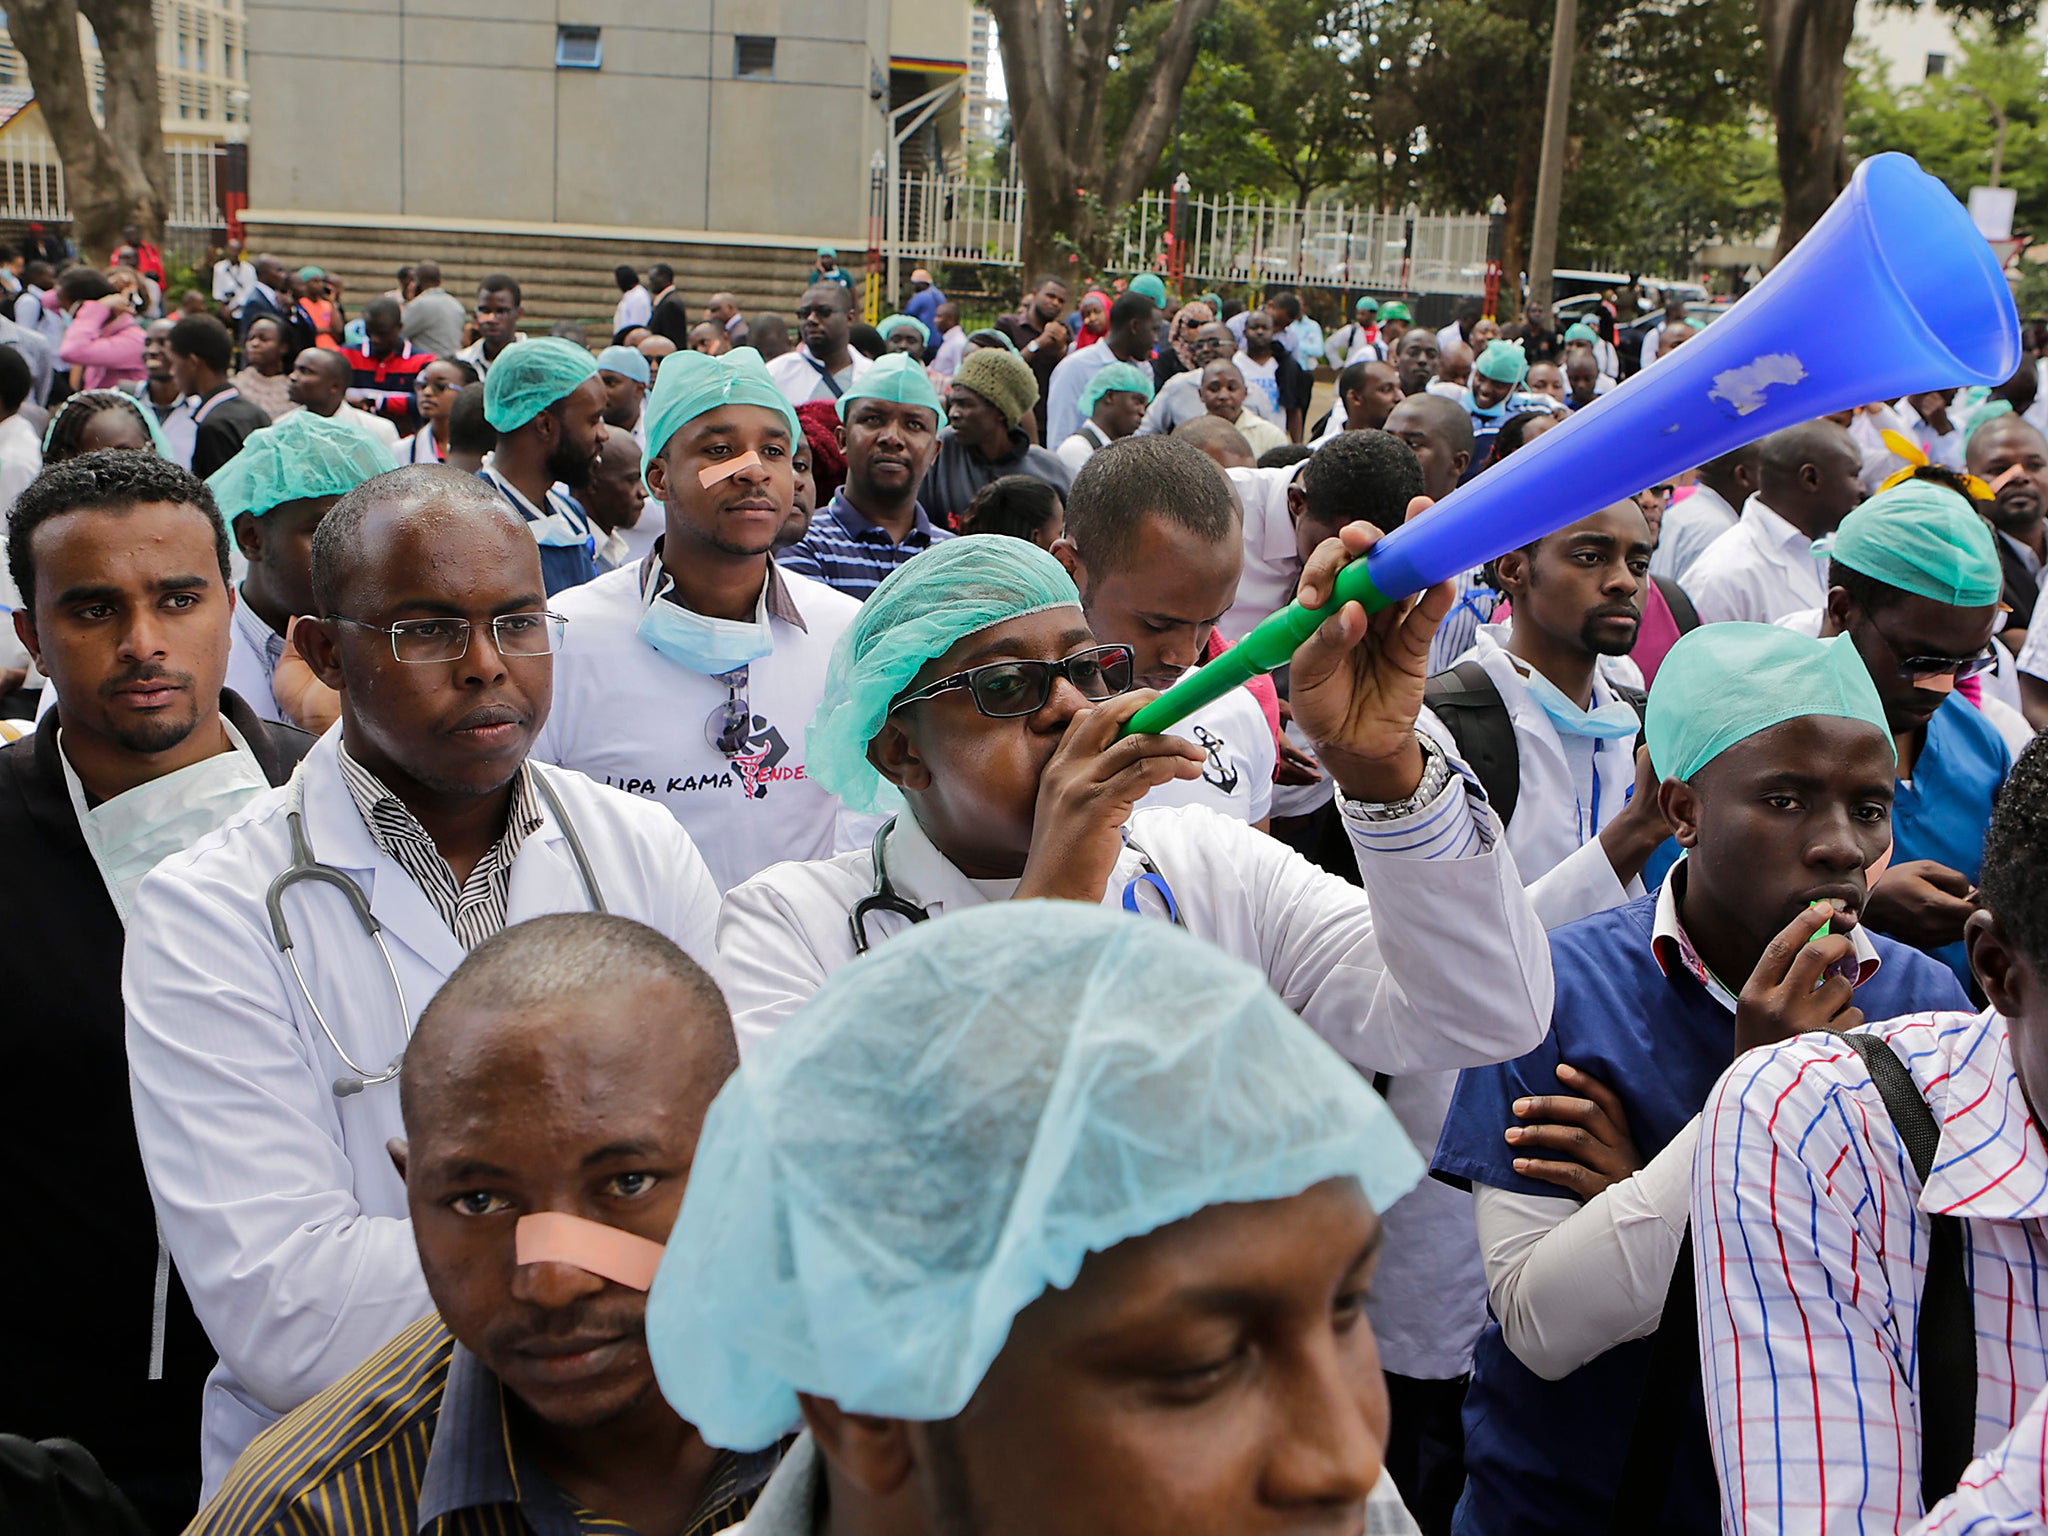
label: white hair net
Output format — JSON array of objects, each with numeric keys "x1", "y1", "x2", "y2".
[{"x1": 645, "y1": 901, "x2": 1424, "y2": 1449}]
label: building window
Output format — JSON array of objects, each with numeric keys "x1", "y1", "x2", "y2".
[
  {"x1": 1925, "y1": 51, "x2": 1948, "y2": 78},
  {"x1": 735, "y1": 34, "x2": 775, "y2": 77},
  {"x1": 555, "y1": 24, "x2": 601, "y2": 69}
]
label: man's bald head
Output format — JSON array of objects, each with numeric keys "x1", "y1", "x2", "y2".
[
  {"x1": 311, "y1": 465, "x2": 528, "y2": 616},
  {"x1": 396, "y1": 915, "x2": 736, "y2": 1432},
  {"x1": 1758, "y1": 417, "x2": 1858, "y2": 479},
  {"x1": 1967, "y1": 412, "x2": 2048, "y2": 474},
  {"x1": 401, "y1": 913, "x2": 735, "y2": 1139},
  {"x1": 1756, "y1": 418, "x2": 1864, "y2": 536},
  {"x1": 1173, "y1": 413, "x2": 1257, "y2": 470}
]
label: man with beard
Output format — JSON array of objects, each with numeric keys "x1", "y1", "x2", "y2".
[
  {"x1": 777, "y1": 354, "x2": 949, "y2": 601},
  {"x1": 995, "y1": 272, "x2": 1071, "y2": 437},
  {"x1": 1394, "y1": 326, "x2": 1441, "y2": 398},
  {"x1": 477, "y1": 338, "x2": 610, "y2": 594},
  {"x1": 594, "y1": 343, "x2": 649, "y2": 451},
  {"x1": 1965, "y1": 412, "x2": 2048, "y2": 653},
  {"x1": 0, "y1": 451, "x2": 314, "y2": 1532},
  {"x1": 190, "y1": 913, "x2": 774, "y2": 1535},
  {"x1": 766, "y1": 283, "x2": 872, "y2": 408},
  {"x1": 1814, "y1": 481, "x2": 2011, "y2": 991}
]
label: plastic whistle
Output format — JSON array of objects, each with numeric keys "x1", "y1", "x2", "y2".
[{"x1": 1804, "y1": 900, "x2": 1861, "y2": 985}]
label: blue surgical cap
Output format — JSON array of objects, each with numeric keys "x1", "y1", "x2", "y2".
[
  {"x1": 1128, "y1": 272, "x2": 1169, "y2": 307},
  {"x1": 206, "y1": 408, "x2": 394, "y2": 519},
  {"x1": 807, "y1": 536, "x2": 1081, "y2": 814},
  {"x1": 641, "y1": 348, "x2": 800, "y2": 472},
  {"x1": 1077, "y1": 360, "x2": 1157, "y2": 418},
  {"x1": 645, "y1": 901, "x2": 1424, "y2": 1449},
  {"x1": 836, "y1": 351, "x2": 943, "y2": 423},
  {"x1": 876, "y1": 313, "x2": 930, "y2": 347},
  {"x1": 1831, "y1": 479, "x2": 2002, "y2": 608},
  {"x1": 482, "y1": 337, "x2": 599, "y2": 432},
  {"x1": 1646, "y1": 624, "x2": 1893, "y2": 782},
  {"x1": 1474, "y1": 340, "x2": 1528, "y2": 385},
  {"x1": 595, "y1": 344, "x2": 650, "y2": 386}
]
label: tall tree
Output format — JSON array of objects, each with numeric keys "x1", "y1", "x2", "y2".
[
  {"x1": 986, "y1": 0, "x2": 1223, "y2": 272},
  {"x1": 1761, "y1": 0, "x2": 2034, "y2": 260},
  {"x1": 7, "y1": 0, "x2": 166, "y2": 261}
]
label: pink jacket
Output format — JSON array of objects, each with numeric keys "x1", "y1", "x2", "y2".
[{"x1": 58, "y1": 303, "x2": 146, "y2": 388}]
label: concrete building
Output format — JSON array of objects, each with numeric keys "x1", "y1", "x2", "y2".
[
  {"x1": 964, "y1": 6, "x2": 998, "y2": 151},
  {"x1": 245, "y1": 0, "x2": 968, "y2": 247},
  {"x1": 1855, "y1": 0, "x2": 2048, "y2": 84}
]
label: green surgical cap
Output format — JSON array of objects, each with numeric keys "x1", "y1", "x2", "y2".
[
  {"x1": 877, "y1": 313, "x2": 930, "y2": 346},
  {"x1": 808, "y1": 536, "x2": 1082, "y2": 813},
  {"x1": 836, "y1": 351, "x2": 943, "y2": 422},
  {"x1": 206, "y1": 408, "x2": 394, "y2": 519},
  {"x1": 641, "y1": 347, "x2": 800, "y2": 471},
  {"x1": 644, "y1": 900, "x2": 1424, "y2": 1449},
  {"x1": 1380, "y1": 301, "x2": 1412, "y2": 322},
  {"x1": 1564, "y1": 322, "x2": 1600, "y2": 344},
  {"x1": 481, "y1": 337, "x2": 598, "y2": 433},
  {"x1": 1831, "y1": 479, "x2": 2002, "y2": 608},
  {"x1": 1475, "y1": 339, "x2": 1528, "y2": 385},
  {"x1": 1646, "y1": 624, "x2": 1892, "y2": 782},
  {"x1": 1128, "y1": 272, "x2": 1169, "y2": 307},
  {"x1": 1077, "y1": 360, "x2": 1157, "y2": 418}
]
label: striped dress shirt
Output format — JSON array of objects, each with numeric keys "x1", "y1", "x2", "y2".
[
  {"x1": 1694, "y1": 1007, "x2": 2048, "y2": 1533},
  {"x1": 336, "y1": 746, "x2": 543, "y2": 950},
  {"x1": 774, "y1": 490, "x2": 953, "y2": 602},
  {"x1": 193, "y1": 1313, "x2": 775, "y2": 1535}
]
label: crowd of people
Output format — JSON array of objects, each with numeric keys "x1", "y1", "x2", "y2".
[{"x1": 6, "y1": 228, "x2": 2048, "y2": 1536}]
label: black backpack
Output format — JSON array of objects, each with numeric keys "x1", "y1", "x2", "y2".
[
  {"x1": 1421, "y1": 660, "x2": 1648, "y2": 830},
  {"x1": 1607, "y1": 1031, "x2": 1977, "y2": 1528}
]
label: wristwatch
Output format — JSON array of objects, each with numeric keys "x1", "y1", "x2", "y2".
[{"x1": 1338, "y1": 732, "x2": 1454, "y2": 823}]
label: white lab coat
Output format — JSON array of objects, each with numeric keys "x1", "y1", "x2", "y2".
[
  {"x1": 716, "y1": 795, "x2": 1553, "y2": 1071},
  {"x1": 1220, "y1": 461, "x2": 1308, "y2": 643},
  {"x1": 123, "y1": 732, "x2": 721, "y2": 1494}
]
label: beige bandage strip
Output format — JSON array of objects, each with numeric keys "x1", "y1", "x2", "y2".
[
  {"x1": 698, "y1": 449, "x2": 763, "y2": 488},
  {"x1": 513, "y1": 1211, "x2": 665, "y2": 1291}
]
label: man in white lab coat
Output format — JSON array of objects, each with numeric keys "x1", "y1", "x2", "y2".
[
  {"x1": 124, "y1": 465, "x2": 721, "y2": 1495},
  {"x1": 715, "y1": 529, "x2": 1555, "y2": 1071}
]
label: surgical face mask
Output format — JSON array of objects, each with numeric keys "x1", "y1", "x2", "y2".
[
  {"x1": 1520, "y1": 665, "x2": 1642, "y2": 740},
  {"x1": 637, "y1": 569, "x2": 774, "y2": 676},
  {"x1": 63, "y1": 726, "x2": 271, "y2": 924}
]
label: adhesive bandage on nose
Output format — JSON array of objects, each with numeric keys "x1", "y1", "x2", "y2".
[
  {"x1": 513, "y1": 1211, "x2": 665, "y2": 1291},
  {"x1": 698, "y1": 449, "x2": 763, "y2": 488}
]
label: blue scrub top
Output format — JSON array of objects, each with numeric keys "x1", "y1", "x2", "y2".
[
  {"x1": 1433, "y1": 888, "x2": 1970, "y2": 1535},
  {"x1": 1893, "y1": 693, "x2": 2009, "y2": 988}
]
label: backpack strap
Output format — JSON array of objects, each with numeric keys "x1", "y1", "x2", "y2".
[
  {"x1": 1841, "y1": 1031, "x2": 1979, "y2": 1507},
  {"x1": 1423, "y1": 659, "x2": 1520, "y2": 827},
  {"x1": 1653, "y1": 574, "x2": 1700, "y2": 634}
]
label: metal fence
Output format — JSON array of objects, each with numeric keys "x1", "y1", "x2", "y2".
[
  {"x1": 0, "y1": 134, "x2": 223, "y2": 232},
  {"x1": 885, "y1": 171, "x2": 1492, "y2": 295}
]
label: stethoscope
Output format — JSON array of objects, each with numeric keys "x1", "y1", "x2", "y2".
[
  {"x1": 264, "y1": 766, "x2": 608, "y2": 1097},
  {"x1": 850, "y1": 816, "x2": 1184, "y2": 956}
]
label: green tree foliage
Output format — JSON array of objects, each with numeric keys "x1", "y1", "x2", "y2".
[
  {"x1": 1106, "y1": 0, "x2": 1768, "y2": 290},
  {"x1": 1847, "y1": 26, "x2": 2048, "y2": 238}
]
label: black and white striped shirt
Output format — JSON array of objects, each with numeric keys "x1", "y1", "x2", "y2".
[{"x1": 335, "y1": 745, "x2": 543, "y2": 950}]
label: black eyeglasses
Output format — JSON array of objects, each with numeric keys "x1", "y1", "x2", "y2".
[
  {"x1": 892, "y1": 644, "x2": 1134, "y2": 719},
  {"x1": 795, "y1": 305, "x2": 841, "y2": 321},
  {"x1": 1863, "y1": 612, "x2": 1998, "y2": 682}
]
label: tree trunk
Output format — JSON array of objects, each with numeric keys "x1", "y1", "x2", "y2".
[
  {"x1": 1758, "y1": 0, "x2": 1855, "y2": 261},
  {"x1": 7, "y1": 0, "x2": 164, "y2": 262},
  {"x1": 989, "y1": 0, "x2": 1221, "y2": 274}
]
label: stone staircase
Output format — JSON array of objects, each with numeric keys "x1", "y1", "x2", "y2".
[{"x1": 237, "y1": 215, "x2": 864, "y2": 340}]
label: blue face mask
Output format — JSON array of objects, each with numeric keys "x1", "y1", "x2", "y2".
[
  {"x1": 636, "y1": 570, "x2": 774, "y2": 676},
  {"x1": 1520, "y1": 665, "x2": 1642, "y2": 740}
]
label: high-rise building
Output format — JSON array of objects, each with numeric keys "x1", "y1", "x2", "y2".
[{"x1": 965, "y1": 7, "x2": 997, "y2": 149}]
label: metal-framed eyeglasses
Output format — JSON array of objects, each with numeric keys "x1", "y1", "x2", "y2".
[
  {"x1": 891, "y1": 643, "x2": 1134, "y2": 719},
  {"x1": 328, "y1": 612, "x2": 568, "y2": 665}
]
